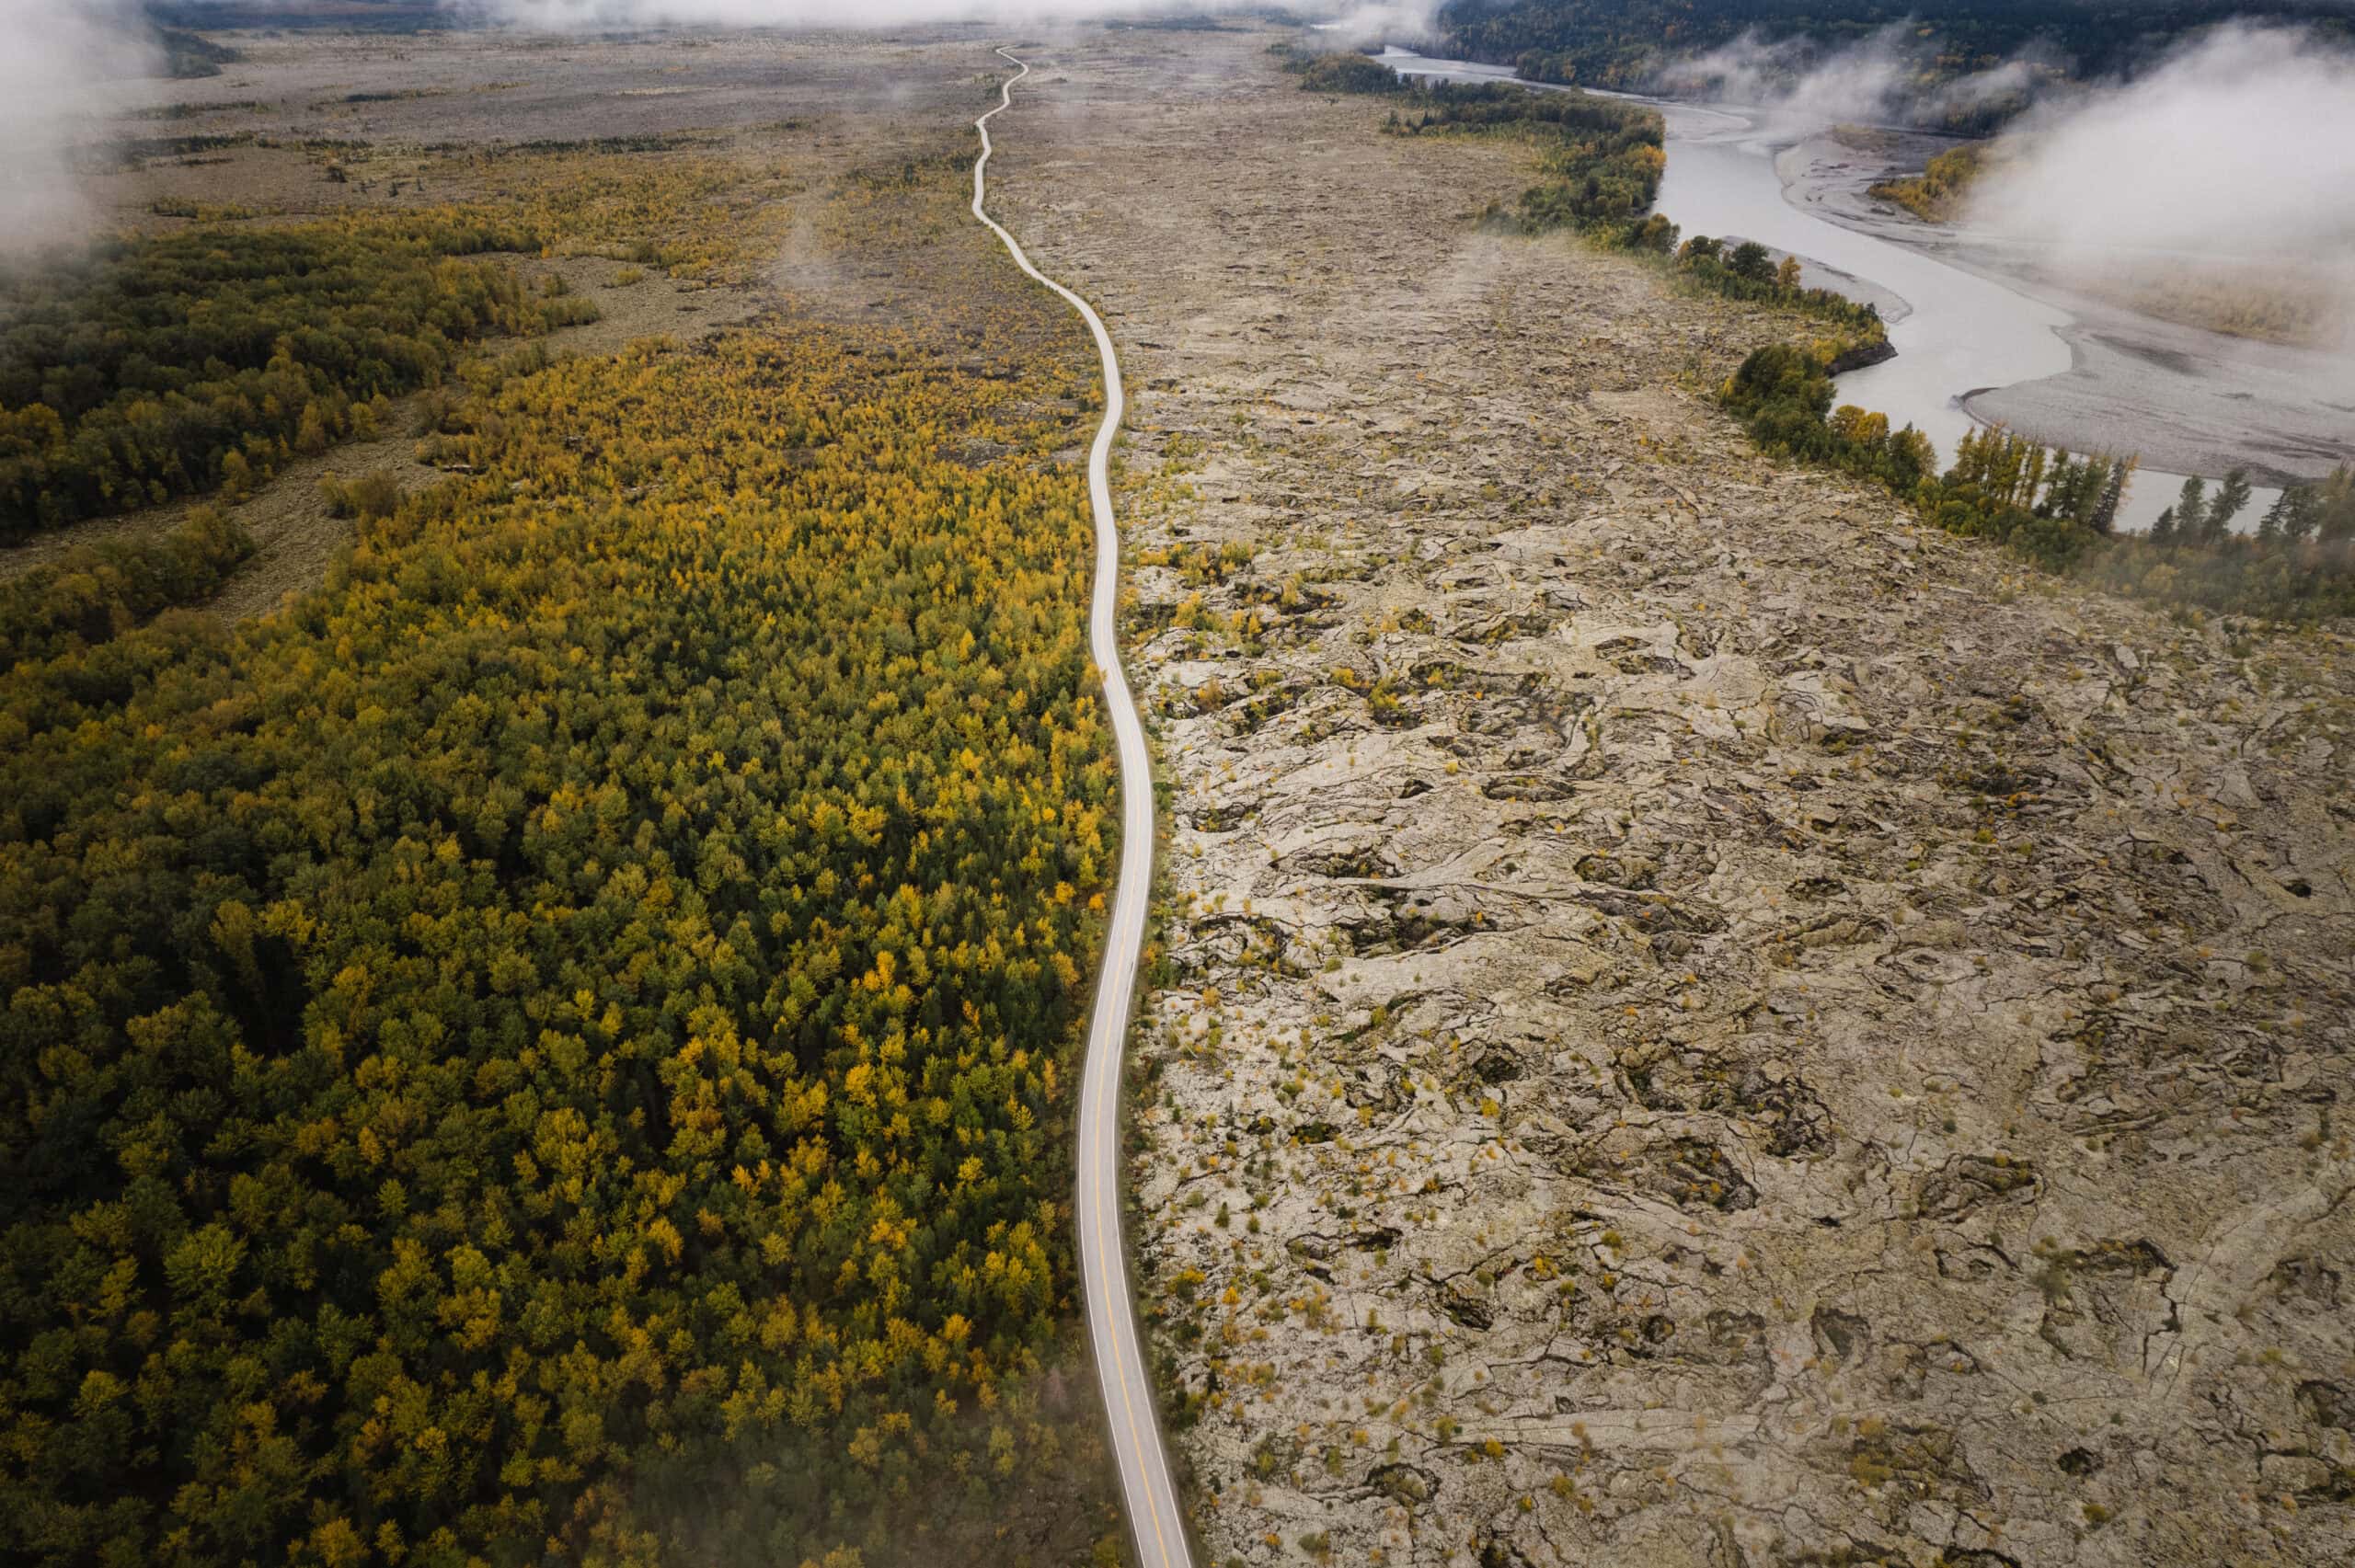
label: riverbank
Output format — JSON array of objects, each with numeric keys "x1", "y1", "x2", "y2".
[
  {"x1": 1381, "y1": 39, "x2": 2350, "y2": 520},
  {"x1": 1781, "y1": 127, "x2": 2355, "y2": 489}
]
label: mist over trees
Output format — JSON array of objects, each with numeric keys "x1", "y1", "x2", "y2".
[{"x1": 1442, "y1": 0, "x2": 2355, "y2": 129}]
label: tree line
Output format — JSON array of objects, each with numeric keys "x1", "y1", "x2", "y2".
[
  {"x1": 1, "y1": 144, "x2": 786, "y2": 545},
  {"x1": 1437, "y1": 0, "x2": 2355, "y2": 130},
  {"x1": 1724, "y1": 340, "x2": 2355, "y2": 619}
]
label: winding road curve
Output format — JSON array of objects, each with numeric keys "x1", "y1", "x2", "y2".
[{"x1": 971, "y1": 49, "x2": 1192, "y2": 1568}]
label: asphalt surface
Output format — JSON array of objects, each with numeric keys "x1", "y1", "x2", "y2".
[{"x1": 970, "y1": 48, "x2": 1192, "y2": 1568}]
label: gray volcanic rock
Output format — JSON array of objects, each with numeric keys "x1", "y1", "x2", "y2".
[{"x1": 995, "y1": 24, "x2": 2355, "y2": 1568}]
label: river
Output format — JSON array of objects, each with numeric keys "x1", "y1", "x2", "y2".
[{"x1": 1375, "y1": 47, "x2": 2300, "y2": 533}]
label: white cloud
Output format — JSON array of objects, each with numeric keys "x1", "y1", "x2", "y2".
[{"x1": 1966, "y1": 24, "x2": 2355, "y2": 269}]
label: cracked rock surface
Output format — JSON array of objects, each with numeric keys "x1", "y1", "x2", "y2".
[{"x1": 990, "y1": 26, "x2": 2355, "y2": 1567}]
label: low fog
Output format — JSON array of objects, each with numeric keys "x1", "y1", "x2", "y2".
[
  {"x1": 1664, "y1": 20, "x2": 2355, "y2": 275},
  {"x1": 457, "y1": 0, "x2": 1434, "y2": 36},
  {"x1": 1660, "y1": 23, "x2": 2052, "y2": 131},
  {"x1": 0, "y1": 0, "x2": 1436, "y2": 255},
  {"x1": 1, "y1": 0, "x2": 155, "y2": 254},
  {"x1": 1964, "y1": 26, "x2": 2355, "y2": 293},
  {"x1": 1661, "y1": 20, "x2": 2355, "y2": 345}
]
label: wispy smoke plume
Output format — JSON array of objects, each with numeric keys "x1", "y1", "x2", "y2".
[
  {"x1": 0, "y1": 0, "x2": 156, "y2": 254},
  {"x1": 1662, "y1": 25, "x2": 1913, "y2": 122},
  {"x1": 1306, "y1": 1, "x2": 1442, "y2": 47}
]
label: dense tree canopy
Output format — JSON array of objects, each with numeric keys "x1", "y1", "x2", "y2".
[
  {"x1": 0, "y1": 224, "x2": 596, "y2": 539},
  {"x1": 0, "y1": 147, "x2": 781, "y2": 544},
  {"x1": 0, "y1": 239, "x2": 1115, "y2": 1563},
  {"x1": 0, "y1": 507, "x2": 253, "y2": 670}
]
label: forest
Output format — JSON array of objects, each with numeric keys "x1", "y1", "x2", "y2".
[
  {"x1": 0, "y1": 223, "x2": 597, "y2": 539},
  {"x1": 0, "y1": 137, "x2": 1125, "y2": 1566},
  {"x1": 1442, "y1": 0, "x2": 2355, "y2": 120},
  {"x1": 0, "y1": 507, "x2": 253, "y2": 669}
]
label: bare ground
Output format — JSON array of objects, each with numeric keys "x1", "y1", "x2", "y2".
[{"x1": 978, "y1": 24, "x2": 2355, "y2": 1568}]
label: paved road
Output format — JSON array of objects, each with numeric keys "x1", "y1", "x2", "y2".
[{"x1": 971, "y1": 48, "x2": 1192, "y2": 1568}]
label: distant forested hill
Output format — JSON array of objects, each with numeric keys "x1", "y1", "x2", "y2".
[
  {"x1": 1440, "y1": 0, "x2": 2355, "y2": 93},
  {"x1": 147, "y1": 1, "x2": 452, "y2": 32}
]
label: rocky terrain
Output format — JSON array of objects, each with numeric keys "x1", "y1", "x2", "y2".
[{"x1": 985, "y1": 24, "x2": 2355, "y2": 1567}]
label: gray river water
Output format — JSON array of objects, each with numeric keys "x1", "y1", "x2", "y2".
[{"x1": 1376, "y1": 47, "x2": 2292, "y2": 532}]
